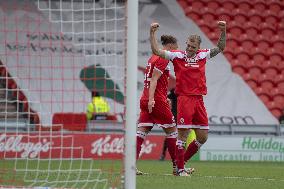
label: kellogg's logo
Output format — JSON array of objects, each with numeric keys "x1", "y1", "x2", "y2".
[
  {"x1": 0, "y1": 134, "x2": 52, "y2": 158},
  {"x1": 91, "y1": 135, "x2": 156, "y2": 156}
]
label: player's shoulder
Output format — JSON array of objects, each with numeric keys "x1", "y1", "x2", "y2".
[
  {"x1": 169, "y1": 50, "x2": 186, "y2": 59},
  {"x1": 148, "y1": 54, "x2": 160, "y2": 62},
  {"x1": 149, "y1": 54, "x2": 169, "y2": 65},
  {"x1": 197, "y1": 49, "x2": 210, "y2": 53},
  {"x1": 197, "y1": 49, "x2": 210, "y2": 59},
  {"x1": 171, "y1": 50, "x2": 185, "y2": 53}
]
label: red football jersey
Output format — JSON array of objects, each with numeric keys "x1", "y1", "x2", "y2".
[
  {"x1": 140, "y1": 55, "x2": 170, "y2": 101},
  {"x1": 165, "y1": 49, "x2": 211, "y2": 95}
]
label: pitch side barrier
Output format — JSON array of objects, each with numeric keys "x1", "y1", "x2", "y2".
[
  {"x1": 1, "y1": 120, "x2": 283, "y2": 136},
  {"x1": 87, "y1": 120, "x2": 284, "y2": 136}
]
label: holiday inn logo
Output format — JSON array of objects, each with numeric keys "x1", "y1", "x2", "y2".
[{"x1": 242, "y1": 137, "x2": 284, "y2": 153}]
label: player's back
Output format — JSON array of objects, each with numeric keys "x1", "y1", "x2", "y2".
[{"x1": 140, "y1": 54, "x2": 170, "y2": 102}]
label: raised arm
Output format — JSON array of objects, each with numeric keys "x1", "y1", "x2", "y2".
[
  {"x1": 150, "y1": 23, "x2": 167, "y2": 59},
  {"x1": 210, "y1": 21, "x2": 226, "y2": 58}
]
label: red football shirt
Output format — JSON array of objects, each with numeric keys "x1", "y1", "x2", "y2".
[
  {"x1": 140, "y1": 55, "x2": 170, "y2": 101},
  {"x1": 165, "y1": 49, "x2": 211, "y2": 95}
]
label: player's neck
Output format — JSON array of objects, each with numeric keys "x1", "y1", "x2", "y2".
[{"x1": 187, "y1": 52, "x2": 196, "y2": 58}]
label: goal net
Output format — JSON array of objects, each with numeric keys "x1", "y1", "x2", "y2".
[{"x1": 0, "y1": 0, "x2": 136, "y2": 188}]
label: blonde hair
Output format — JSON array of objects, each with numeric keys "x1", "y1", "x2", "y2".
[{"x1": 188, "y1": 35, "x2": 201, "y2": 45}]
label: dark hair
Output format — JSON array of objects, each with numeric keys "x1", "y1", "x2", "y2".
[
  {"x1": 92, "y1": 91, "x2": 100, "y2": 97},
  {"x1": 161, "y1": 35, "x2": 177, "y2": 45}
]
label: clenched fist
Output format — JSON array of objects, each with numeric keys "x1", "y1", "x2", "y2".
[
  {"x1": 218, "y1": 21, "x2": 226, "y2": 31},
  {"x1": 150, "y1": 23, "x2": 159, "y2": 33}
]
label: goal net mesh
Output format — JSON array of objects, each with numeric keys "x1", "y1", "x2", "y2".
[{"x1": 0, "y1": 0, "x2": 127, "y2": 188}]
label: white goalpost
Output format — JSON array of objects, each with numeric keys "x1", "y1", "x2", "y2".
[{"x1": 0, "y1": 0, "x2": 138, "y2": 188}]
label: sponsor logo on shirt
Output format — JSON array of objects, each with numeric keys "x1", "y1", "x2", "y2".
[{"x1": 184, "y1": 56, "x2": 199, "y2": 68}]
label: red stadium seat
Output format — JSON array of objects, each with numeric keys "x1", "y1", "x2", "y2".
[
  {"x1": 52, "y1": 113, "x2": 87, "y2": 131},
  {"x1": 270, "y1": 88, "x2": 280, "y2": 97},
  {"x1": 252, "y1": 53, "x2": 266, "y2": 63},
  {"x1": 202, "y1": 12, "x2": 217, "y2": 23},
  {"x1": 232, "y1": 65, "x2": 247, "y2": 76},
  {"x1": 222, "y1": 1, "x2": 236, "y2": 12},
  {"x1": 263, "y1": 9, "x2": 278, "y2": 18},
  {"x1": 273, "y1": 74, "x2": 284, "y2": 84},
  {"x1": 232, "y1": 13, "x2": 247, "y2": 25},
  {"x1": 261, "y1": 28, "x2": 275, "y2": 39},
  {"x1": 218, "y1": 12, "x2": 232, "y2": 23},
  {"x1": 260, "y1": 79, "x2": 274, "y2": 91},
  {"x1": 246, "y1": 27, "x2": 259, "y2": 38},
  {"x1": 273, "y1": 41, "x2": 284, "y2": 52},
  {"x1": 259, "y1": 94, "x2": 271, "y2": 104},
  {"x1": 191, "y1": 1, "x2": 204, "y2": 10},
  {"x1": 186, "y1": 12, "x2": 200, "y2": 21},
  {"x1": 254, "y1": 87, "x2": 266, "y2": 95},
  {"x1": 256, "y1": 39, "x2": 270, "y2": 50},
  {"x1": 248, "y1": 66, "x2": 262, "y2": 79},
  {"x1": 277, "y1": 83, "x2": 284, "y2": 94},
  {"x1": 238, "y1": 1, "x2": 251, "y2": 12},
  {"x1": 227, "y1": 39, "x2": 239, "y2": 49},
  {"x1": 230, "y1": 8, "x2": 248, "y2": 17},
  {"x1": 281, "y1": 69, "x2": 284, "y2": 77},
  {"x1": 264, "y1": 15, "x2": 279, "y2": 27},
  {"x1": 246, "y1": 79, "x2": 258, "y2": 90},
  {"x1": 271, "y1": 108, "x2": 282, "y2": 119},
  {"x1": 231, "y1": 59, "x2": 240, "y2": 68},
  {"x1": 259, "y1": 21, "x2": 277, "y2": 32},
  {"x1": 269, "y1": 53, "x2": 282, "y2": 64},
  {"x1": 269, "y1": 2, "x2": 282, "y2": 14},
  {"x1": 277, "y1": 21, "x2": 284, "y2": 30},
  {"x1": 224, "y1": 50, "x2": 235, "y2": 61},
  {"x1": 273, "y1": 95, "x2": 284, "y2": 107},
  {"x1": 236, "y1": 52, "x2": 250, "y2": 63},
  {"x1": 249, "y1": 14, "x2": 263, "y2": 26},
  {"x1": 243, "y1": 21, "x2": 258, "y2": 31},
  {"x1": 267, "y1": 101, "x2": 279, "y2": 110},
  {"x1": 260, "y1": 60, "x2": 274, "y2": 70},
  {"x1": 265, "y1": 67, "x2": 279, "y2": 77},
  {"x1": 246, "y1": 60, "x2": 257, "y2": 69},
  {"x1": 207, "y1": 1, "x2": 220, "y2": 11},
  {"x1": 177, "y1": 0, "x2": 188, "y2": 9},
  {"x1": 254, "y1": 2, "x2": 266, "y2": 12},
  {"x1": 271, "y1": 34, "x2": 283, "y2": 43},
  {"x1": 235, "y1": 46, "x2": 245, "y2": 55},
  {"x1": 229, "y1": 26, "x2": 244, "y2": 38},
  {"x1": 242, "y1": 39, "x2": 255, "y2": 50},
  {"x1": 242, "y1": 73, "x2": 252, "y2": 81},
  {"x1": 185, "y1": 8, "x2": 201, "y2": 21},
  {"x1": 199, "y1": 24, "x2": 211, "y2": 34}
]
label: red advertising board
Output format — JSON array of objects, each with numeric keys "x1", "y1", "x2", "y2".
[{"x1": 0, "y1": 133, "x2": 170, "y2": 160}]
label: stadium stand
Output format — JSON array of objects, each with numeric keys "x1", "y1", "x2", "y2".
[
  {"x1": 177, "y1": 0, "x2": 284, "y2": 119},
  {"x1": 0, "y1": 62, "x2": 37, "y2": 131}
]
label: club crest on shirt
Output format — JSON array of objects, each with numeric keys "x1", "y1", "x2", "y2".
[
  {"x1": 179, "y1": 118, "x2": 184, "y2": 124},
  {"x1": 172, "y1": 116, "x2": 176, "y2": 123}
]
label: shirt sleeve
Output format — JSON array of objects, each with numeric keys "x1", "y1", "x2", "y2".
[
  {"x1": 164, "y1": 51, "x2": 184, "y2": 61},
  {"x1": 154, "y1": 58, "x2": 169, "y2": 74},
  {"x1": 199, "y1": 49, "x2": 211, "y2": 60}
]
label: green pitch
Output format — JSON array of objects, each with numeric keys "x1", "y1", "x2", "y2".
[
  {"x1": 0, "y1": 160, "x2": 284, "y2": 189},
  {"x1": 137, "y1": 160, "x2": 284, "y2": 189}
]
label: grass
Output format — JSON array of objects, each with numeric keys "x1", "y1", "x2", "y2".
[
  {"x1": 0, "y1": 160, "x2": 284, "y2": 189},
  {"x1": 137, "y1": 160, "x2": 284, "y2": 189}
]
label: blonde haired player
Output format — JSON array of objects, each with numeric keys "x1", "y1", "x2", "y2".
[{"x1": 150, "y1": 21, "x2": 226, "y2": 176}]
